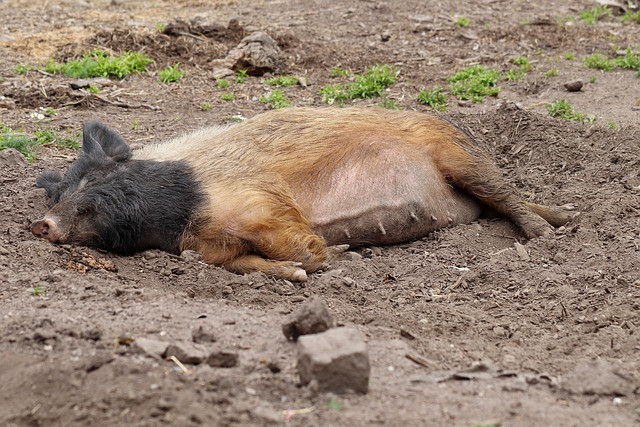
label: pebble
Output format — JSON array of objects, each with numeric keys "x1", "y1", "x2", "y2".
[
  {"x1": 564, "y1": 79, "x2": 583, "y2": 92},
  {"x1": 297, "y1": 327, "x2": 370, "y2": 394},
  {"x1": 206, "y1": 350, "x2": 239, "y2": 368},
  {"x1": 282, "y1": 296, "x2": 334, "y2": 341},
  {"x1": 165, "y1": 342, "x2": 208, "y2": 365}
]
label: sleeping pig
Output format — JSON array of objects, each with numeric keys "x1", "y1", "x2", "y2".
[{"x1": 31, "y1": 107, "x2": 576, "y2": 281}]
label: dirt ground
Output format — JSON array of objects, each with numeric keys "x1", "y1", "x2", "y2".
[{"x1": 1, "y1": 0, "x2": 639, "y2": 426}]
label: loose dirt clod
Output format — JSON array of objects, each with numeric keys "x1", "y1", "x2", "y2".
[
  {"x1": 297, "y1": 327, "x2": 370, "y2": 394},
  {"x1": 219, "y1": 32, "x2": 286, "y2": 75},
  {"x1": 564, "y1": 79, "x2": 584, "y2": 92},
  {"x1": 206, "y1": 350, "x2": 239, "y2": 368},
  {"x1": 282, "y1": 296, "x2": 334, "y2": 341},
  {"x1": 165, "y1": 342, "x2": 208, "y2": 365}
]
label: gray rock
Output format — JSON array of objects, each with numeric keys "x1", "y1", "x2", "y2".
[
  {"x1": 132, "y1": 337, "x2": 169, "y2": 359},
  {"x1": 165, "y1": 341, "x2": 208, "y2": 365},
  {"x1": 223, "y1": 31, "x2": 285, "y2": 76},
  {"x1": 282, "y1": 296, "x2": 334, "y2": 341},
  {"x1": 206, "y1": 350, "x2": 239, "y2": 368},
  {"x1": 297, "y1": 327, "x2": 370, "y2": 394},
  {"x1": 0, "y1": 148, "x2": 28, "y2": 167},
  {"x1": 564, "y1": 80, "x2": 583, "y2": 92},
  {"x1": 192, "y1": 325, "x2": 217, "y2": 343}
]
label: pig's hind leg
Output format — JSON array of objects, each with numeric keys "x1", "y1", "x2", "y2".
[{"x1": 429, "y1": 134, "x2": 576, "y2": 238}]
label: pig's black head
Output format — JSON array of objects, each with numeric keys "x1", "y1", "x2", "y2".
[{"x1": 32, "y1": 121, "x2": 204, "y2": 255}]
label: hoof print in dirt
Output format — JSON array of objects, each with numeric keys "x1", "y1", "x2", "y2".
[
  {"x1": 282, "y1": 296, "x2": 334, "y2": 341},
  {"x1": 220, "y1": 31, "x2": 286, "y2": 76},
  {"x1": 297, "y1": 327, "x2": 370, "y2": 394}
]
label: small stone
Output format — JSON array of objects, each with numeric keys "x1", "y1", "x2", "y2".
[
  {"x1": 514, "y1": 242, "x2": 530, "y2": 261},
  {"x1": 191, "y1": 325, "x2": 217, "y2": 343},
  {"x1": 317, "y1": 269, "x2": 344, "y2": 286},
  {"x1": 0, "y1": 148, "x2": 28, "y2": 167},
  {"x1": 81, "y1": 328, "x2": 102, "y2": 341},
  {"x1": 564, "y1": 80, "x2": 583, "y2": 92},
  {"x1": 181, "y1": 250, "x2": 203, "y2": 262},
  {"x1": 165, "y1": 342, "x2": 208, "y2": 365},
  {"x1": 132, "y1": 337, "x2": 169, "y2": 359},
  {"x1": 282, "y1": 296, "x2": 334, "y2": 341},
  {"x1": 206, "y1": 350, "x2": 239, "y2": 368},
  {"x1": 83, "y1": 352, "x2": 115, "y2": 372},
  {"x1": 70, "y1": 80, "x2": 91, "y2": 89},
  {"x1": 32, "y1": 328, "x2": 57, "y2": 342},
  {"x1": 553, "y1": 252, "x2": 567, "y2": 264},
  {"x1": 561, "y1": 358, "x2": 637, "y2": 396},
  {"x1": 297, "y1": 327, "x2": 370, "y2": 394}
]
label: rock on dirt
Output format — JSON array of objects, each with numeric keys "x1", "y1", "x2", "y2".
[
  {"x1": 217, "y1": 31, "x2": 286, "y2": 76},
  {"x1": 297, "y1": 327, "x2": 370, "y2": 394},
  {"x1": 165, "y1": 341, "x2": 209, "y2": 365},
  {"x1": 564, "y1": 79, "x2": 583, "y2": 92},
  {"x1": 282, "y1": 296, "x2": 334, "y2": 341},
  {"x1": 206, "y1": 350, "x2": 239, "y2": 368},
  {"x1": 132, "y1": 337, "x2": 169, "y2": 359},
  {"x1": 0, "y1": 148, "x2": 27, "y2": 167}
]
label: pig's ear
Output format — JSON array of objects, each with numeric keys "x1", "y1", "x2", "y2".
[
  {"x1": 36, "y1": 170, "x2": 63, "y2": 202},
  {"x1": 82, "y1": 121, "x2": 132, "y2": 162}
]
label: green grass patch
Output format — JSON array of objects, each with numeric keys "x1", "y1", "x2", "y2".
[
  {"x1": 614, "y1": 49, "x2": 640, "y2": 70},
  {"x1": 379, "y1": 96, "x2": 401, "y2": 110},
  {"x1": 0, "y1": 123, "x2": 79, "y2": 161},
  {"x1": 545, "y1": 68, "x2": 559, "y2": 77},
  {"x1": 200, "y1": 102, "x2": 212, "y2": 111},
  {"x1": 216, "y1": 78, "x2": 229, "y2": 89},
  {"x1": 448, "y1": 65, "x2": 500, "y2": 103},
  {"x1": 320, "y1": 64, "x2": 398, "y2": 104},
  {"x1": 235, "y1": 69, "x2": 248, "y2": 84},
  {"x1": 583, "y1": 52, "x2": 616, "y2": 71},
  {"x1": 580, "y1": 5, "x2": 611, "y2": 24},
  {"x1": 623, "y1": 10, "x2": 640, "y2": 24},
  {"x1": 264, "y1": 75, "x2": 298, "y2": 87},
  {"x1": 547, "y1": 99, "x2": 591, "y2": 122},
  {"x1": 221, "y1": 92, "x2": 235, "y2": 101},
  {"x1": 564, "y1": 52, "x2": 576, "y2": 60},
  {"x1": 31, "y1": 285, "x2": 46, "y2": 297},
  {"x1": 455, "y1": 16, "x2": 471, "y2": 27},
  {"x1": 159, "y1": 64, "x2": 183, "y2": 83},
  {"x1": 260, "y1": 89, "x2": 289, "y2": 109},
  {"x1": 329, "y1": 66, "x2": 351, "y2": 78},
  {"x1": 417, "y1": 86, "x2": 447, "y2": 112},
  {"x1": 512, "y1": 56, "x2": 532, "y2": 71},
  {"x1": 45, "y1": 49, "x2": 152, "y2": 79}
]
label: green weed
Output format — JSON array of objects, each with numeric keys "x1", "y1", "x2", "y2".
[
  {"x1": 264, "y1": 75, "x2": 298, "y2": 87},
  {"x1": 379, "y1": 96, "x2": 401, "y2": 110},
  {"x1": 131, "y1": 119, "x2": 141, "y2": 130},
  {"x1": 34, "y1": 129, "x2": 80, "y2": 149},
  {"x1": 606, "y1": 121, "x2": 618, "y2": 129},
  {"x1": 623, "y1": 10, "x2": 640, "y2": 24},
  {"x1": 221, "y1": 92, "x2": 235, "y2": 101},
  {"x1": 16, "y1": 65, "x2": 32, "y2": 74},
  {"x1": 455, "y1": 16, "x2": 471, "y2": 27},
  {"x1": 503, "y1": 68, "x2": 526, "y2": 81},
  {"x1": 614, "y1": 49, "x2": 640, "y2": 70},
  {"x1": 200, "y1": 102, "x2": 212, "y2": 111},
  {"x1": 564, "y1": 52, "x2": 576, "y2": 60},
  {"x1": 235, "y1": 69, "x2": 248, "y2": 84},
  {"x1": 580, "y1": 5, "x2": 611, "y2": 24},
  {"x1": 320, "y1": 64, "x2": 398, "y2": 104},
  {"x1": 319, "y1": 83, "x2": 351, "y2": 105},
  {"x1": 0, "y1": 124, "x2": 79, "y2": 161},
  {"x1": 155, "y1": 22, "x2": 167, "y2": 32},
  {"x1": 86, "y1": 84, "x2": 100, "y2": 94},
  {"x1": 583, "y1": 53, "x2": 616, "y2": 71},
  {"x1": 0, "y1": 134, "x2": 38, "y2": 162},
  {"x1": 417, "y1": 86, "x2": 447, "y2": 112},
  {"x1": 547, "y1": 99, "x2": 590, "y2": 122},
  {"x1": 590, "y1": 74, "x2": 598, "y2": 83},
  {"x1": 545, "y1": 68, "x2": 559, "y2": 77},
  {"x1": 32, "y1": 285, "x2": 46, "y2": 297},
  {"x1": 216, "y1": 78, "x2": 229, "y2": 89},
  {"x1": 329, "y1": 66, "x2": 351, "y2": 78},
  {"x1": 158, "y1": 64, "x2": 183, "y2": 83},
  {"x1": 326, "y1": 397, "x2": 345, "y2": 411},
  {"x1": 259, "y1": 89, "x2": 289, "y2": 109},
  {"x1": 448, "y1": 65, "x2": 500, "y2": 103},
  {"x1": 512, "y1": 56, "x2": 532, "y2": 71},
  {"x1": 45, "y1": 49, "x2": 152, "y2": 79}
]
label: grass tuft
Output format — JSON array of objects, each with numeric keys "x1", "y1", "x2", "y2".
[
  {"x1": 264, "y1": 75, "x2": 298, "y2": 87},
  {"x1": 158, "y1": 64, "x2": 183, "y2": 83},
  {"x1": 319, "y1": 64, "x2": 398, "y2": 104},
  {"x1": 45, "y1": 49, "x2": 152, "y2": 79},
  {"x1": 448, "y1": 65, "x2": 500, "y2": 103},
  {"x1": 417, "y1": 86, "x2": 447, "y2": 112},
  {"x1": 547, "y1": 99, "x2": 591, "y2": 122},
  {"x1": 260, "y1": 89, "x2": 289, "y2": 109},
  {"x1": 580, "y1": 5, "x2": 611, "y2": 24}
]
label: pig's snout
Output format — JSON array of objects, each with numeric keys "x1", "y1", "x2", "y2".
[{"x1": 31, "y1": 218, "x2": 61, "y2": 242}]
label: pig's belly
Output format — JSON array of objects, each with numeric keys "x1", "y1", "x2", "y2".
[{"x1": 308, "y1": 190, "x2": 481, "y2": 247}]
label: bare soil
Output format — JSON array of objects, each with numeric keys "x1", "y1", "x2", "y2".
[{"x1": 1, "y1": 1, "x2": 639, "y2": 426}]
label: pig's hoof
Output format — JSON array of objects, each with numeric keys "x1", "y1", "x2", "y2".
[{"x1": 291, "y1": 268, "x2": 308, "y2": 282}]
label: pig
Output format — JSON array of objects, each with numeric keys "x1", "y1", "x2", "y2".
[{"x1": 31, "y1": 107, "x2": 577, "y2": 281}]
